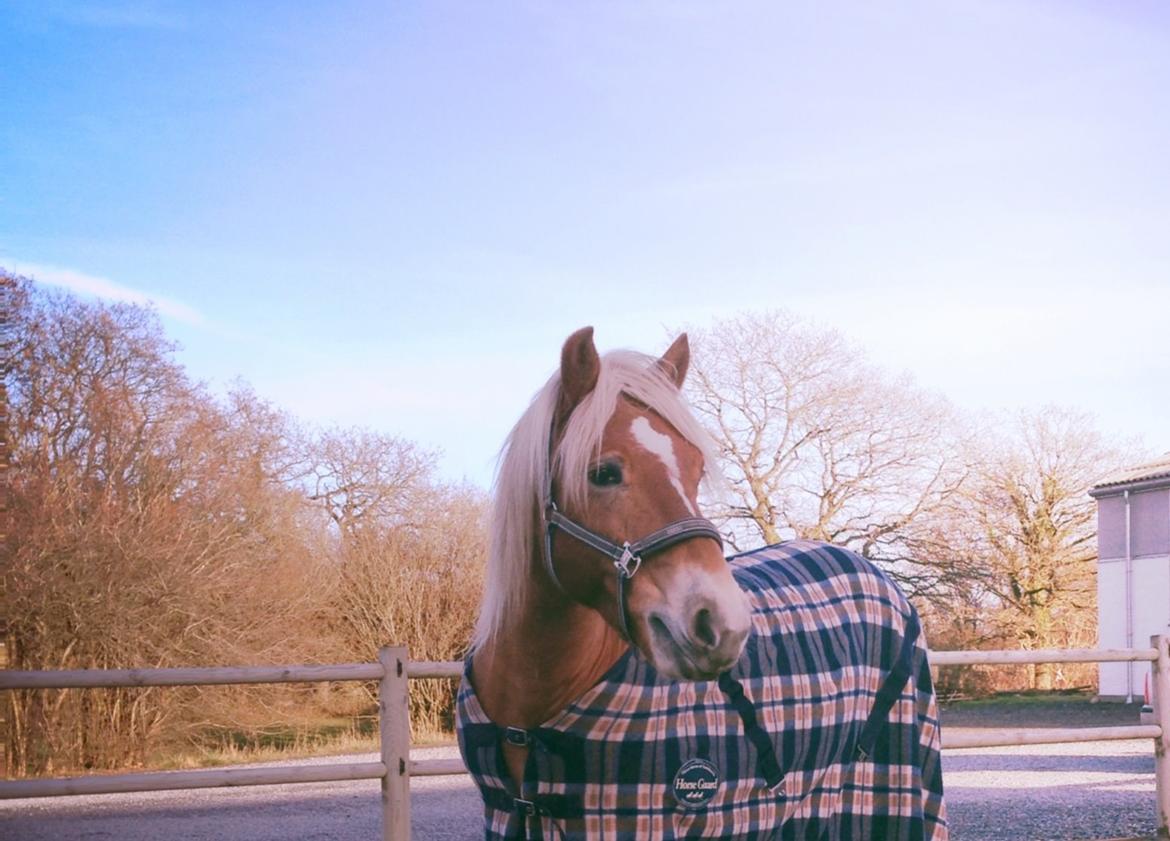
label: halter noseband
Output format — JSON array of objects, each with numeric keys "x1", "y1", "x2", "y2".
[{"x1": 540, "y1": 431, "x2": 724, "y2": 641}]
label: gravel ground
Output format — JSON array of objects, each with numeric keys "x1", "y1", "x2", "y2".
[
  {"x1": 941, "y1": 698, "x2": 1156, "y2": 840},
  {"x1": 1, "y1": 702, "x2": 1157, "y2": 840},
  {"x1": 0, "y1": 747, "x2": 482, "y2": 841},
  {"x1": 944, "y1": 739, "x2": 1154, "y2": 840}
]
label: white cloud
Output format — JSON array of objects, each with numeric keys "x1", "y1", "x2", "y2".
[{"x1": 4, "y1": 260, "x2": 205, "y2": 327}]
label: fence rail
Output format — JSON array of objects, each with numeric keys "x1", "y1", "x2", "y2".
[
  {"x1": 3, "y1": 638, "x2": 1169, "y2": 838},
  {"x1": 0, "y1": 762, "x2": 389, "y2": 798},
  {"x1": 929, "y1": 647, "x2": 1158, "y2": 666},
  {"x1": 1, "y1": 660, "x2": 463, "y2": 689}
]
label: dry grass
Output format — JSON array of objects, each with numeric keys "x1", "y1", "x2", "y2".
[{"x1": 149, "y1": 719, "x2": 456, "y2": 771}]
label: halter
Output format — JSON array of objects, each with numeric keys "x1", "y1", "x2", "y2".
[{"x1": 540, "y1": 423, "x2": 724, "y2": 641}]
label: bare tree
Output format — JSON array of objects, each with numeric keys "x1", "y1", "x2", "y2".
[
  {"x1": 324, "y1": 481, "x2": 487, "y2": 735},
  {"x1": 307, "y1": 427, "x2": 435, "y2": 540},
  {"x1": 1, "y1": 273, "x2": 494, "y2": 772},
  {"x1": 955, "y1": 407, "x2": 1133, "y2": 689},
  {"x1": 3, "y1": 276, "x2": 324, "y2": 773},
  {"x1": 301, "y1": 425, "x2": 487, "y2": 733},
  {"x1": 685, "y1": 310, "x2": 969, "y2": 595}
]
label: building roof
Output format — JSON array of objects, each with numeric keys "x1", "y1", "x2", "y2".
[{"x1": 1092, "y1": 452, "x2": 1170, "y2": 491}]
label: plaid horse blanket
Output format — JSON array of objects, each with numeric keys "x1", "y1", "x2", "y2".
[{"x1": 458, "y1": 540, "x2": 947, "y2": 840}]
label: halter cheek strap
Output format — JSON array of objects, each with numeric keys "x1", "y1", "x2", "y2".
[{"x1": 541, "y1": 496, "x2": 724, "y2": 641}]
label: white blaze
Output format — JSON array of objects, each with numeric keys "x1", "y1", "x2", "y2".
[{"x1": 630, "y1": 416, "x2": 698, "y2": 516}]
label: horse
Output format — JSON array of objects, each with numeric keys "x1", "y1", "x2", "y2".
[{"x1": 457, "y1": 327, "x2": 947, "y2": 840}]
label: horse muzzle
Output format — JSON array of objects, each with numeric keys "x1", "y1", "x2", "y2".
[{"x1": 646, "y1": 590, "x2": 752, "y2": 680}]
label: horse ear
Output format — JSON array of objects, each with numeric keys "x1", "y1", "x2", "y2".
[
  {"x1": 657, "y1": 333, "x2": 689, "y2": 389},
  {"x1": 557, "y1": 326, "x2": 600, "y2": 423}
]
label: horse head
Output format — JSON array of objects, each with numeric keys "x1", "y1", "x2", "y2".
[{"x1": 543, "y1": 327, "x2": 751, "y2": 680}]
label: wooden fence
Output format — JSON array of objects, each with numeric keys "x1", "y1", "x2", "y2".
[{"x1": 3, "y1": 636, "x2": 1169, "y2": 838}]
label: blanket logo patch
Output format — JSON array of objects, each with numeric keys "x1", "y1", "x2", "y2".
[{"x1": 672, "y1": 758, "x2": 720, "y2": 808}]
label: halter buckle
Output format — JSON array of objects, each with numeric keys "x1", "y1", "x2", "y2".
[{"x1": 614, "y1": 543, "x2": 642, "y2": 579}]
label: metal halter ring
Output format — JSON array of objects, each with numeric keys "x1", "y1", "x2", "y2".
[{"x1": 614, "y1": 543, "x2": 642, "y2": 579}]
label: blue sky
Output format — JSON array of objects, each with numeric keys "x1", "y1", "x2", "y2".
[{"x1": 3, "y1": 1, "x2": 1168, "y2": 486}]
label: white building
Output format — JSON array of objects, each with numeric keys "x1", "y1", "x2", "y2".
[{"x1": 1091, "y1": 453, "x2": 1170, "y2": 700}]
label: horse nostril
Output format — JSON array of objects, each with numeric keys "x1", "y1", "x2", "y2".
[
  {"x1": 649, "y1": 614, "x2": 671, "y2": 643},
  {"x1": 692, "y1": 607, "x2": 718, "y2": 648}
]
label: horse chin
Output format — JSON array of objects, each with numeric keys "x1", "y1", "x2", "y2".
[
  {"x1": 642, "y1": 614, "x2": 747, "y2": 682},
  {"x1": 657, "y1": 657, "x2": 725, "y2": 682}
]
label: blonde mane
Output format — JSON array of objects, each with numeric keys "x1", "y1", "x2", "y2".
[{"x1": 471, "y1": 348, "x2": 719, "y2": 651}]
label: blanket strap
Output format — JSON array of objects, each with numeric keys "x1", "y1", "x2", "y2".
[
  {"x1": 854, "y1": 608, "x2": 922, "y2": 761},
  {"x1": 718, "y1": 671, "x2": 785, "y2": 789},
  {"x1": 482, "y1": 787, "x2": 584, "y2": 821}
]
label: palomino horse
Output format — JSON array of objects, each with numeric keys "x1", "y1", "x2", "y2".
[{"x1": 458, "y1": 328, "x2": 946, "y2": 840}]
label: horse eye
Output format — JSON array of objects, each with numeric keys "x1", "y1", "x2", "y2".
[{"x1": 588, "y1": 461, "x2": 623, "y2": 487}]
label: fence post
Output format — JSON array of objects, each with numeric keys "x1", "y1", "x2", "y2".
[
  {"x1": 379, "y1": 646, "x2": 411, "y2": 841},
  {"x1": 1152, "y1": 634, "x2": 1170, "y2": 838}
]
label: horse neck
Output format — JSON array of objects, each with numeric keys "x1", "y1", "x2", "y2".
[{"x1": 472, "y1": 537, "x2": 628, "y2": 729}]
